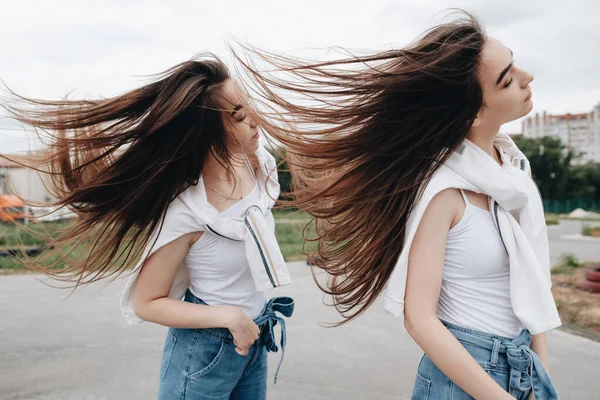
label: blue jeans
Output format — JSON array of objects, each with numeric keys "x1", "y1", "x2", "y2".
[
  {"x1": 158, "y1": 290, "x2": 294, "y2": 400},
  {"x1": 412, "y1": 320, "x2": 559, "y2": 399}
]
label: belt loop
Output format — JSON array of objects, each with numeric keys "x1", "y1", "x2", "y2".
[{"x1": 491, "y1": 338, "x2": 501, "y2": 367}]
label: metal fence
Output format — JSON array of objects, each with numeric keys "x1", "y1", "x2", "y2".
[{"x1": 543, "y1": 198, "x2": 600, "y2": 214}]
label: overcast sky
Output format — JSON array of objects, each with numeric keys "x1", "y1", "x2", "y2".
[{"x1": 1, "y1": 0, "x2": 598, "y2": 153}]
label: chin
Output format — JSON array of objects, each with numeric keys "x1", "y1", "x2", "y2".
[
  {"x1": 524, "y1": 100, "x2": 534, "y2": 115},
  {"x1": 507, "y1": 102, "x2": 534, "y2": 123},
  {"x1": 245, "y1": 142, "x2": 260, "y2": 154}
]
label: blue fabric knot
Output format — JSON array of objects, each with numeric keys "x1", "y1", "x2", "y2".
[
  {"x1": 254, "y1": 296, "x2": 294, "y2": 384},
  {"x1": 502, "y1": 330, "x2": 559, "y2": 399}
]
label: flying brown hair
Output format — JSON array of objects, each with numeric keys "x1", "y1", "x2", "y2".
[
  {"x1": 1, "y1": 55, "x2": 237, "y2": 286},
  {"x1": 233, "y1": 12, "x2": 487, "y2": 324}
]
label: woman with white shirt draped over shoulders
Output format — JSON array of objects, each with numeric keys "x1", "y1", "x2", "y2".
[{"x1": 2, "y1": 55, "x2": 293, "y2": 400}]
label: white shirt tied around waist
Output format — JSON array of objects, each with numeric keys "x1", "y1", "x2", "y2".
[{"x1": 120, "y1": 145, "x2": 291, "y2": 325}]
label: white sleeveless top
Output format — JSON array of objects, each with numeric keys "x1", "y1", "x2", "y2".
[
  {"x1": 185, "y1": 183, "x2": 273, "y2": 319},
  {"x1": 436, "y1": 190, "x2": 525, "y2": 338}
]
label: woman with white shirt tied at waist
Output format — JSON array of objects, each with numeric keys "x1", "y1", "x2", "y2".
[
  {"x1": 235, "y1": 11, "x2": 560, "y2": 399},
  {"x1": 2, "y1": 56, "x2": 293, "y2": 400}
]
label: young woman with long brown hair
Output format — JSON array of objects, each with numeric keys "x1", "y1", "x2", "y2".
[
  {"x1": 234, "y1": 12, "x2": 560, "y2": 399},
  {"x1": 1, "y1": 56, "x2": 293, "y2": 400}
]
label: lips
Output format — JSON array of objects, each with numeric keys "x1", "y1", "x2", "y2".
[{"x1": 524, "y1": 91, "x2": 532, "y2": 102}]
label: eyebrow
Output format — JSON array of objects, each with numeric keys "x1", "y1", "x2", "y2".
[
  {"x1": 496, "y1": 49, "x2": 514, "y2": 85},
  {"x1": 231, "y1": 105, "x2": 244, "y2": 116}
]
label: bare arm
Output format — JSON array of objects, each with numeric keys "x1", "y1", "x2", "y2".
[
  {"x1": 404, "y1": 189, "x2": 513, "y2": 400},
  {"x1": 133, "y1": 232, "x2": 259, "y2": 355},
  {"x1": 528, "y1": 333, "x2": 549, "y2": 400},
  {"x1": 530, "y1": 333, "x2": 549, "y2": 371}
]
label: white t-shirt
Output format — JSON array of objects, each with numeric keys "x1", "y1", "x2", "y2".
[
  {"x1": 436, "y1": 190, "x2": 525, "y2": 338},
  {"x1": 120, "y1": 145, "x2": 284, "y2": 326},
  {"x1": 186, "y1": 184, "x2": 273, "y2": 319}
]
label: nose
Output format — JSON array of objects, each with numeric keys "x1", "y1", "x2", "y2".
[
  {"x1": 520, "y1": 68, "x2": 534, "y2": 87},
  {"x1": 247, "y1": 112, "x2": 258, "y2": 129}
]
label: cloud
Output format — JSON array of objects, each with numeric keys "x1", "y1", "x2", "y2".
[{"x1": 1, "y1": 0, "x2": 598, "y2": 151}]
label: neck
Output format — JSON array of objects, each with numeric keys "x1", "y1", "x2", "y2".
[
  {"x1": 467, "y1": 121, "x2": 502, "y2": 159},
  {"x1": 203, "y1": 151, "x2": 248, "y2": 183}
]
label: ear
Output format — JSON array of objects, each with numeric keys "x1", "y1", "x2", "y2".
[{"x1": 472, "y1": 114, "x2": 482, "y2": 128}]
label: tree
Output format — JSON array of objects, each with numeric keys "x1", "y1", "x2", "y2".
[
  {"x1": 270, "y1": 149, "x2": 292, "y2": 200},
  {"x1": 513, "y1": 135, "x2": 600, "y2": 203},
  {"x1": 565, "y1": 162, "x2": 600, "y2": 200},
  {"x1": 512, "y1": 136, "x2": 575, "y2": 200}
]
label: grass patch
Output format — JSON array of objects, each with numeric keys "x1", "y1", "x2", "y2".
[
  {"x1": 273, "y1": 209, "x2": 316, "y2": 261},
  {"x1": 551, "y1": 253, "x2": 583, "y2": 275},
  {"x1": 274, "y1": 217, "x2": 317, "y2": 261},
  {"x1": 552, "y1": 266, "x2": 600, "y2": 334},
  {"x1": 545, "y1": 213, "x2": 560, "y2": 226},
  {"x1": 0, "y1": 255, "x2": 27, "y2": 272},
  {"x1": 551, "y1": 253, "x2": 600, "y2": 333},
  {"x1": 1, "y1": 212, "x2": 317, "y2": 270},
  {"x1": 0, "y1": 221, "x2": 69, "y2": 272},
  {"x1": 0, "y1": 251, "x2": 68, "y2": 272},
  {"x1": 272, "y1": 208, "x2": 312, "y2": 222},
  {"x1": 582, "y1": 224, "x2": 600, "y2": 237},
  {"x1": 0, "y1": 221, "x2": 68, "y2": 246},
  {"x1": 551, "y1": 265, "x2": 579, "y2": 275},
  {"x1": 0, "y1": 222, "x2": 46, "y2": 247}
]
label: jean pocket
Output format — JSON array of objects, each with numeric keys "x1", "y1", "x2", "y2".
[
  {"x1": 159, "y1": 329, "x2": 177, "y2": 382},
  {"x1": 187, "y1": 335, "x2": 226, "y2": 381},
  {"x1": 411, "y1": 372, "x2": 431, "y2": 400}
]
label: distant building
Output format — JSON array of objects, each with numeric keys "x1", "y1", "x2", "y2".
[
  {"x1": 0, "y1": 155, "x2": 55, "y2": 203},
  {"x1": 521, "y1": 103, "x2": 600, "y2": 164}
]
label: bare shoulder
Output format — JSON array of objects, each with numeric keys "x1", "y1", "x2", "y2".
[
  {"x1": 428, "y1": 188, "x2": 462, "y2": 212},
  {"x1": 424, "y1": 188, "x2": 464, "y2": 228}
]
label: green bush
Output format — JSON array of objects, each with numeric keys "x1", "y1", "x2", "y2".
[
  {"x1": 0, "y1": 222, "x2": 68, "y2": 271},
  {"x1": 582, "y1": 224, "x2": 600, "y2": 237},
  {"x1": 560, "y1": 253, "x2": 582, "y2": 268},
  {"x1": 551, "y1": 253, "x2": 583, "y2": 275}
]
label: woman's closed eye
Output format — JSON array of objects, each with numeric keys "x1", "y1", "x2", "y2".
[
  {"x1": 503, "y1": 78, "x2": 513, "y2": 88},
  {"x1": 232, "y1": 105, "x2": 247, "y2": 122}
]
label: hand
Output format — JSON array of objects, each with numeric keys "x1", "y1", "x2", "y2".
[{"x1": 222, "y1": 306, "x2": 260, "y2": 356}]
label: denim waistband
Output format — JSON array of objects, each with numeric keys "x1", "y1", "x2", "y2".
[
  {"x1": 441, "y1": 320, "x2": 559, "y2": 399},
  {"x1": 441, "y1": 320, "x2": 532, "y2": 354},
  {"x1": 184, "y1": 289, "x2": 294, "y2": 384}
]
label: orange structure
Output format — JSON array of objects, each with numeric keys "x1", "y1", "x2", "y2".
[{"x1": 0, "y1": 195, "x2": 26, "y2": 222}]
